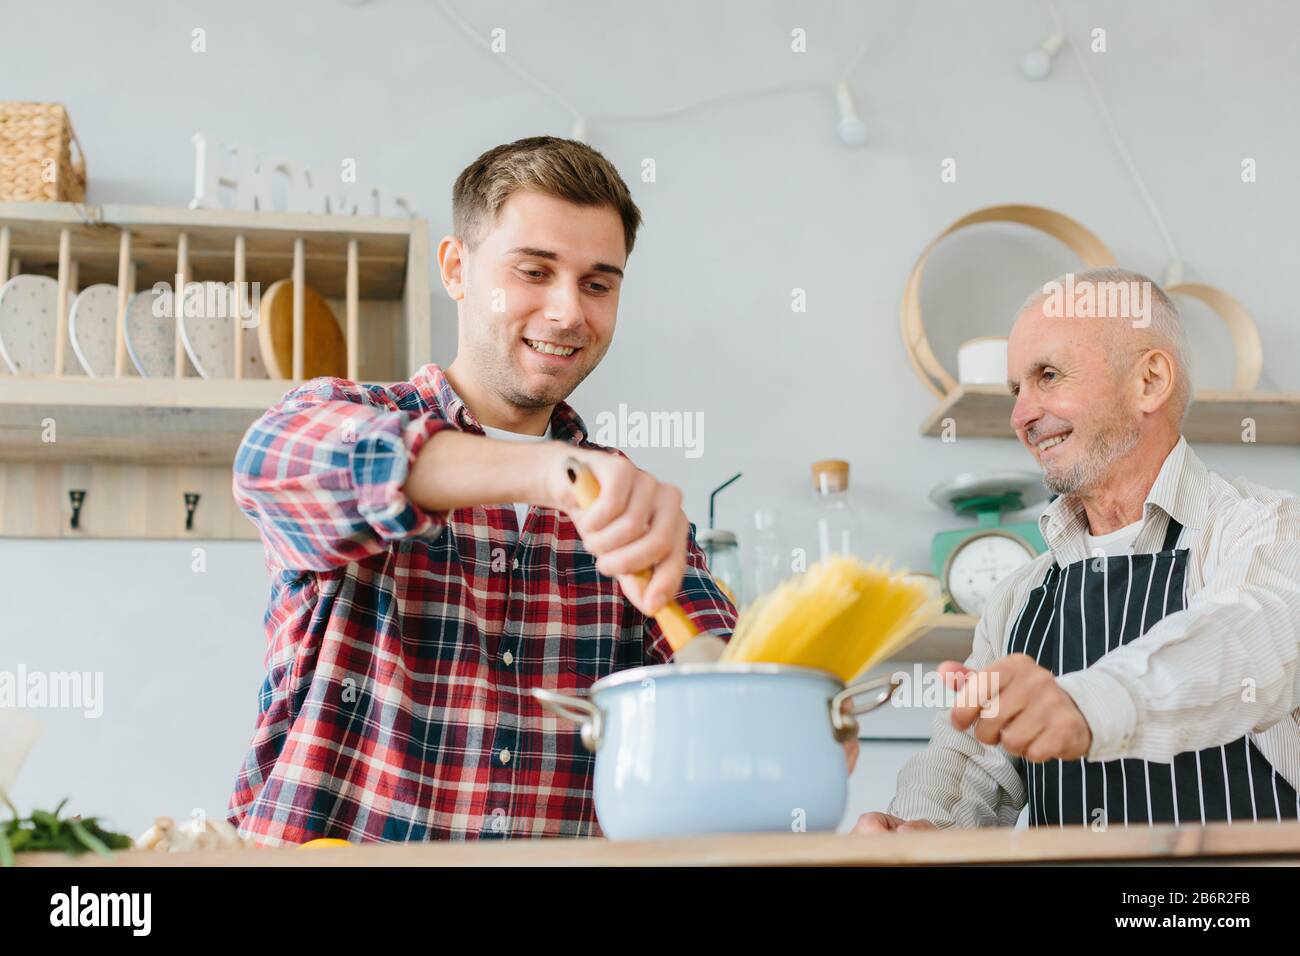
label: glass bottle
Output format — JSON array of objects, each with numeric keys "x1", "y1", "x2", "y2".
[
  {"x1": 696, "y1": 529, "x2": 742, "y2": 608},
  {"x1": 746, "y1": 509, "x2": 787, "y2": 606},
  {"x1": 811, "y1": 459, "x2": 868, "y2": 561}
]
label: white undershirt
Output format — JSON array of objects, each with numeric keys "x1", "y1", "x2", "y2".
[
  {"x1": 479, "y1": 423, "x2": 552, "y2": 527},
  {"x1": 1083, "y1": 517, "x2": 1144, "y2": 557}
]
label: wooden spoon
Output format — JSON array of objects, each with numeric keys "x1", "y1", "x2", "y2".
[{"x1": 563, "y1": 457, "x2": 708, "y2": 655}]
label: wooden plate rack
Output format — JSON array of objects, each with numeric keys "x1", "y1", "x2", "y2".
[{"x1": 0, "y1": 202, "x2": 432, "y2": 539}]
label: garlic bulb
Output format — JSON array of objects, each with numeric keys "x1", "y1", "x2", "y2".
[{"x1": 135, "y1": 815, "x2": 247, "y2": 852}]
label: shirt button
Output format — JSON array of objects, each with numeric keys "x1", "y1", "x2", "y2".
[
  {"x1": 502, "y1": 650, "x2": 514, "y2": 666},
  {"x1": 499, "y1": 748, "x2": 512, "y2": 765},
  {"x1": 512, "y1": 557, "x2": 520, "y2": 571}
]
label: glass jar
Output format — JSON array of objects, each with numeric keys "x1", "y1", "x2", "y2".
[
  {"x1": 746, "y1": 509, "x2": 787, "y2": 606},
  {"x1": 696, "y1": 528, "x2": 742, "y2": 608},
  {"x1": 811, "y1": 459, "x2": 868, "y2": 561}
]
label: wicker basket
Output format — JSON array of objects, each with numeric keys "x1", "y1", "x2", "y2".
[{"x1": 0, "y1": 102, "x2": 87, "y2": 202}]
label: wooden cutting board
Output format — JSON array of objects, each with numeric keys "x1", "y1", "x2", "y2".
[
  {"x1": 258, "y1": 278, "x2": 346, "y2": 380},
  {"x1": 16, "y1": 821, "x2": 1300, "y2": 867}
]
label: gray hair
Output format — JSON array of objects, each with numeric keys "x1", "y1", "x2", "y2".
[{"x1": 1020, "y1": 267, "x2": 1190, "y2": 423}]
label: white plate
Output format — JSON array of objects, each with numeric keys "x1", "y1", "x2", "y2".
[
  {"x1": 69, "y1": 283, "x2": 120, "y2": 376},
  {"x1": 125, "y1": 286, "x2": 186, "y2": 377},
  {"x1": 0, "y1": 274, "x2": 59, "y2": 374},
  {"x1": 178, "y1": 280, "x2": 267, "y2": 379}
]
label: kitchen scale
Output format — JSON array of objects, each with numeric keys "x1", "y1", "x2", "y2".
[{"x1": 929, "y1": 471, "x2": 1049, "y2": 616}]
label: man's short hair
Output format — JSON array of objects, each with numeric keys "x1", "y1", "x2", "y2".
[
  {"x1": 1021, "y1": 267, "x2": 1191, "y2": 422},
  {"x1": 452, "y1": 136, "x2": 643, "y2": 257}
]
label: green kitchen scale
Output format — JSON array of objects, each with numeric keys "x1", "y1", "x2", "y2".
[{"x1": 928, "y1": 471, "x2": 1049, "y2": 616}]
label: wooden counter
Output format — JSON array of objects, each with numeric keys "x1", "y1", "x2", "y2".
[{"x1": 16, "y1": 820, "x2": 1300, "y2": 866}]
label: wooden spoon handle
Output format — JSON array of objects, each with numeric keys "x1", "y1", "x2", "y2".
[{"x1": 563, "y1": 457, "x2": 699, "y2": 652}]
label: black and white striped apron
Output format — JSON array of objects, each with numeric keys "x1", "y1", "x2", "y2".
[{"x1": 1006, "y1": 515, "x2": 1299, "y2": 827}]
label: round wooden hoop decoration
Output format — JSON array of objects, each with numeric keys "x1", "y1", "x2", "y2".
[
  {"x1": 1164, "y1": 282, "x2": 1262, "y2": 391},
  {"x1": 900, "y1": 205, "x2": 1117, "y2": 398}
]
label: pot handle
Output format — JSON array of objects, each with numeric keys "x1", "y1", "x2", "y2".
[
  {"x1": 829, "y1": 674, "x2": 904, "y2": 742},
  {"x1": 532, "y1": 687, "x2": 604, "y2": 752}
]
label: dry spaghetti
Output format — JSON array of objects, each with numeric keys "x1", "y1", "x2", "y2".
[{"x1": 719, "y1": 555, "x2": 944, "y2": 681}]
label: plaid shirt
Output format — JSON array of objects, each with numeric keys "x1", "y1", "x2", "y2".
[{"x1": 226, "y1": 363, "x2": 736, "y2": 845}]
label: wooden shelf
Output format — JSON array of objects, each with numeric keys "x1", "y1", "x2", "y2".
[
  {"x1": 890, "y1": 613, "x2": 977, "y2": 662},
  {"x1": 922, "y1": 384, "x2": 1300, "y2": 445},
  {"x1": 0, "y1": 375, "x2": 294, "y2": 465},
  {"x1": 0, "y1": 202, "x2": 415, "y2": 298}
]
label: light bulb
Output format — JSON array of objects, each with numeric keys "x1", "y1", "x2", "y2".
[
  {"x1": 1021, "y1": 30, "x2": 1065, "y2": 81},
  {"x1": 1021, "y1": 49, "x2": 1052, "y2": 80},
  {"x1": 838, "y1": 114, "x2": 868, "y2": 146},
  {"x1": 835, "y1": 81, "x2": 867, "y2": 147}
]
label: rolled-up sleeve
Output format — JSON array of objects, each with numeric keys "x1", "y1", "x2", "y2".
[
  {"x1": 233, "y1": 377, "x2": 456, "y2": 572},
  {"x1": 887, "y1": 583, "x2": 1028, "y2": 828}
]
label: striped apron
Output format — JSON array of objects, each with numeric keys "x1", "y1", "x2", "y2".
[{"x1": 1007, "y1": 516, "x2": 1299, "y2": 827}]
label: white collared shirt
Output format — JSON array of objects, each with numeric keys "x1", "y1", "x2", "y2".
[{"x1": 889, "y1": 436, "x2": 1300, "y2": 827}]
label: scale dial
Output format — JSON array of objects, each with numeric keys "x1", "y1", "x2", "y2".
[{"x1": 943, "y1": 529, "x2": 1037, "y2": 616}]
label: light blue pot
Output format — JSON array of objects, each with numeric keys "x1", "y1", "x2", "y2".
[{"x1": 534, "y1": 663, "x2": 900, "y2": 840}]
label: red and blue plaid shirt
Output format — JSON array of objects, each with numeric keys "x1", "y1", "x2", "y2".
[{"x1": 226, "y1": 363, "x2": 736, "y2": 845}]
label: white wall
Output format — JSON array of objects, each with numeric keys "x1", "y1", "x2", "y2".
[{"x1": 2, "y1": 0, "x2": 1297, "y2": 836}]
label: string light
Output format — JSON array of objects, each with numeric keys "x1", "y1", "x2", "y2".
[
  {"x1": 437, "y1": 0, "x2": 868, "y2": 147},
  {"x1": 835, "y1": 81, "x2": 868, "y2": 146},
  {"x1": 1020, "y1": 29, "x2": 1064, "y2": 80},
  {"x1": 435, "y1": 0, "x2": 1187, "y2": 286}
]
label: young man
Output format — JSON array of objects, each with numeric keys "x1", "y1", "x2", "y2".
[{"x1": 227, "y1": 137, "x2": 737, "y2": 844}]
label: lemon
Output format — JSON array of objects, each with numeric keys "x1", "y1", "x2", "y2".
[{"x1": 298, "y1": 838, "x2": 353, "y2": 849}]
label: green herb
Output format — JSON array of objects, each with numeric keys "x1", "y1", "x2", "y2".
[{"x1": 0, "y1": 790, "x2": 133, "y2": 866}]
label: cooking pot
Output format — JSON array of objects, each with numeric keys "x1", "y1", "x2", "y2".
[{"x1": 533, "y1": 662, "x2": 901, "y2": 840}]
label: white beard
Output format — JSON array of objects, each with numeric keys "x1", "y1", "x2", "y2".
[{"x1": 1042, "y1": 415, "x2": 1141, "y2": 496}]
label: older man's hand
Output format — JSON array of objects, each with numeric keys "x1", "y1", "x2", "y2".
[
  {"x1": 944, "y1": 654, "x2": 1093, "y2": 762},
  {"x1": 852, "y1": 812, "x2": 937, "y2": 833}
]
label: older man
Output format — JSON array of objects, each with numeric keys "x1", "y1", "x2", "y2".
[{"x1": 858, "y1": 268, "x2": 1300, "y2": 831}]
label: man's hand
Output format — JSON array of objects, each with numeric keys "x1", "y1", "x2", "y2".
[
  {"x1": 943, "y1": 654, "x2": 1093, "y2": 762},
  {"x1": 852, "y1": 812, "x2": 937, "y2": 833},
  {"x1": 542, "y1": 446, "x2": 689, "y2": 618}
]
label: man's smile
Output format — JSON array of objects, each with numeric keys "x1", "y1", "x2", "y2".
[
  {"x1": 1034, "y1": 430, "x2": 1072, "y2": 456},
  {"x1": 523, "y1": 336, "x2": 582, "y2": 360}
]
